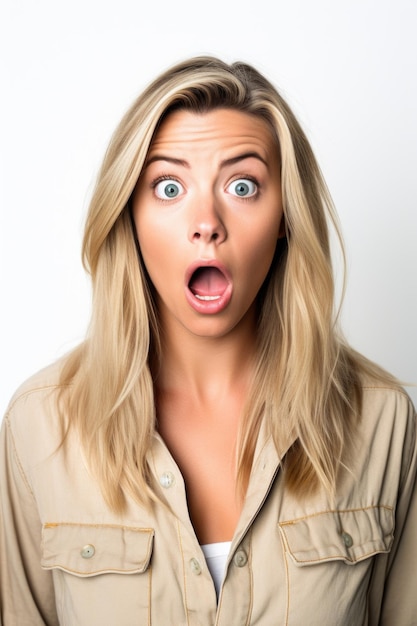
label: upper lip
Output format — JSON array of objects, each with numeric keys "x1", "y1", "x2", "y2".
[{"x1": 185, "y1": 259, "x2": 232, "y2": 289}]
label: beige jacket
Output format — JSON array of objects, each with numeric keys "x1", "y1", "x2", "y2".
[{"x1": 0, "y1": 360, "x2": 416, "y2": 626}]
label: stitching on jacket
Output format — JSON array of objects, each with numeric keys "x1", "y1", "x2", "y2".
[
  {"x1": 176, "y1": 518, "x2": 190, "y2": 626},
  {"x1": 43, "y1": 522, "x2": 154, "y2": 532},
  {"x1": 361, "y1": 384, "x2": 410, "y2": 396},
  {"x1": 4, "y1": 415, "x2": 36, "y2": 497},
  {"x1": 397, "y1": 398, "x2": 417, "y2": 493},
  {"x1": 42, "y1": 524, "x2": 155, "y2": 574},
  {"x1": 244, "y1": 528, "x2": 254, "y2": 626},
  {"x1": 42, "y1": 563, "x2": 150, "y2": 575},
  {"x1": 287, "y1": 547, "x2": 392, "y2": 565},
  {"x1": 6, "y1": 381, "x2": 71, "y2": 416},
  {"x1": 147, "y1": 560, "x2": 152, "y2": 626},
  {"x1": 278, "y1": 504, "x2": 393, "y2": 526},
  {"x1": 278, "y1": 506, "x2": 394, "y2": 565},
  {"x1": 279, "y1": 527, "x2": 290, "y2": 626}
]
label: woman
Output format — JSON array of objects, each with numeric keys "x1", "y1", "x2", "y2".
[{"x1": 0, "y1": 56, "x2": 415, "y2": 625}]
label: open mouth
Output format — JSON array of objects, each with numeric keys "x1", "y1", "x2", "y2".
[
  {"x1": 188, "y1": 266, "x2": 229, "y2": 301},
  {"x1": 185, "y1": 263, "x2": 232, "y2": 314}
]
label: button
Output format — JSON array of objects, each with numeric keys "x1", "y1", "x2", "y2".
[
  {"x1": 160, "y1": 471, "x2": 175, "y2": 488},
  {"x1": 342, "y1": 532, "x2": 353, "y2": 548},
  {"x1": 233, "y1": 549, "x2": 248, "y2": 568},
  {"x1": 80, "y1": 544, "x2": 95, "y2": 559},
  {"x1": 189, "y1": 558, "x2": 202, "y2": 575}
]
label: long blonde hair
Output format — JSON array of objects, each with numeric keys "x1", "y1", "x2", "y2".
[{"x1": 59, "y1": 56, "x2": 398, "y2": 511}]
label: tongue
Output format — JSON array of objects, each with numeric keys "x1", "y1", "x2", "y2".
[{"x1": 189, "y1": 267, "x2": 228, "y2": 296}]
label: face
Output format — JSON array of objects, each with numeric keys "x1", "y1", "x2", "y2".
[{"x1": 132, "y1": 108, "x2": 284, "y2": 340}]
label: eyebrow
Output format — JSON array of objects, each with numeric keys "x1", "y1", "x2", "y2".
[
  {"x1": 145, "y1": 155, "x2": 190, "y2": 168},
  {"x1": 144, "y1": 151, "x2": 268, "y2": 169},
  {"x1": 220, "y1": 151, "x2": 268, "y2": 168}
]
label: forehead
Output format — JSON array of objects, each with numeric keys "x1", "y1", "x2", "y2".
[{"x1": 147, "y1": 108, "x2": 278, "y2": 160}]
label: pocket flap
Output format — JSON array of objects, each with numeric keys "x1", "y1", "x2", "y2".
[
  {"x1": 278, "y1": 505, "x2": 394, "y2": 565},
  {"x1": 41, "y1": 523, "x2": 154, "y2": 576}
]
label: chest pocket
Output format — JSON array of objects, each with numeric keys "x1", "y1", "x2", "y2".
[
  {"x1": 41, "y1": 523, "x2": 154, "y2": 626},
  {"x1": 277, "y1": 506, "x2": 394, "y2": 625},
  {"x1": 41, "y1": 522, "x2": 154, "y2": 576},
  {"x1": 278, "y1": 505, "x2": 394, "y2": 565}
]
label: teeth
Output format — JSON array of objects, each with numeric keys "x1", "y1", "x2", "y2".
[{"x1": 195, "y1": 294, "x2": 221, "y2": 301}]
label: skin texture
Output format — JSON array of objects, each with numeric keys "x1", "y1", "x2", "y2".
[{"x1": 132, "y1": 109, "x2": 284, "y2": 543}]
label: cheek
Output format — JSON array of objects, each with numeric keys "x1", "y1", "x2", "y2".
[
  {"x1": 134, "y1": 215, "x2": 181, "y2": 294},
  {"x1": 135, "y1": 209, "x2": 167, "y2": 258},
  {"x1": 244, "y1": 217, "x2": 281, "y2": 265},
  {"x1": 134, "y1": 203, "x2": 183, "y2": 253},
  {"x1": 242, "y1": 218, "x2": 281, "y2": 288},
  {"x1": 233, "y1": 236, "x2": 276, "y2": 307}
]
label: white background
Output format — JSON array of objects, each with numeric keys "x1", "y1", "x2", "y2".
[{"x1": 1, "y1": 0, "x2": 416, "y2": 415}]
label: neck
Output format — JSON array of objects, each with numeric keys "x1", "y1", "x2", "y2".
[{"x1": 153, "y1": 315, "x2": 257, "y2": 403}]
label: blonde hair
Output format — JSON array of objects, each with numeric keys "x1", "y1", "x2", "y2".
[{"x1": 59, "y1": 56, "x2": 398, "y2": 511}]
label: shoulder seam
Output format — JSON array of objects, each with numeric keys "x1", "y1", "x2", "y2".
[
  {"x1": 4, "y1": 415, "x2": 37, "y2": 497},
  {"x1": 6, "y1": 382, "x2": 72, "y2": 418},
  {"x1": 361, "y1": 385, "x2": 411, "y2": 398}
]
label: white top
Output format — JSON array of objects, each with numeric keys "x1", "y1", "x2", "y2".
[{"x1": 201, "y1": 541, "x2": 232, "y2": 598}]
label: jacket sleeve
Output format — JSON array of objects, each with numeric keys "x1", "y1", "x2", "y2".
[
  {"x1": 378, "y1": 395, "x2": 417, "y2": 625},
  {"x1": 0, "y1": 414, "x2": 59, "y2": 626}
]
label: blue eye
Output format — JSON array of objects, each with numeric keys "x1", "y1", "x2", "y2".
[
  {"x1": 227, "y1": 179, "x2": 257, "y2": 197},
  {"x1": 155, "y1": 179, "x2": 183, "y2": 199}
]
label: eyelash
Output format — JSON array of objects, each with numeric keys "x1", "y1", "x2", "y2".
[
  {"x1": 231, "y1": 174, "x2": 259, "y2": 190},
  {"x1": 149, "y1": 173, "x2": 261, "y2": 199},
  {"x1": 150, "y1": 174, "x2": 184, "y2": 202},
  {"x1": 150, "y1": 174, "x2": 182, "y2": 190}
]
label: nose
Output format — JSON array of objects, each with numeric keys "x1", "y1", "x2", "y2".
[{"x1": 188, "y1": 197, "x2": 227, "y2": 245}]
